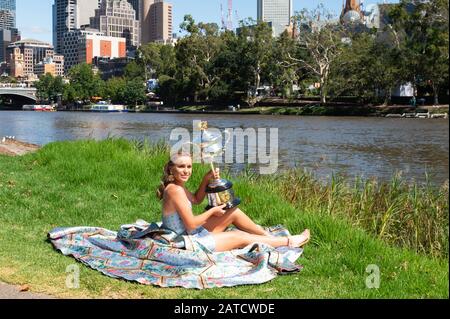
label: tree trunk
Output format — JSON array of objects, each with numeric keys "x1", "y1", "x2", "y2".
[
  {"x1": 255, "y1": 72, "x2": 261, "y2": 98},
  {"x1": 383, "y1": 91, "x2": 391, "y2": 106},
  {"x1": 432, "y1": 83, "x2": 439, "y2": 106},
  {"x1": 320, "y1": 89, "x2": 327, "y2": 104},
  {"x1": 320, "y1": 78, "x2": 326, "y2": 104}
]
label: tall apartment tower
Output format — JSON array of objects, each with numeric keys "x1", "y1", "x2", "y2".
[
  {"x1": 90, "y1": 0, "x2": 140, "y2": 50},
  {"x1": 149, "y1": 0, "x2": 172, "y2": 43},
  {"x1": 0, "y1": 0, "x2": 19, "y2": 63},
  {"x1": 140, "y1": 0, "x2": 154, "y2": 44},
  {"x1": 0, "y1": 0, "x2": 16, "y2": 29},
  {"x1": 127, "y1": 0, "x2": 140, "y2": 20},
  {"x1": 257, "y1": 0, "x2": 293, "y2": 36},
  {"x1": 52, "y1": 0, "x2": 101, "y2": 54},
  {"x1": 140, "y1": 0, "x2": 172, "y2": 44}
]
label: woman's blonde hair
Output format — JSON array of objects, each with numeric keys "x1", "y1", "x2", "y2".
[{"x1": 156, "y1": 151, "x2": 192, "y2": 200}]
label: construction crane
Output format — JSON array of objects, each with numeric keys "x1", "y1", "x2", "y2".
[
  {"x1": 227, "y1": 0, "x2": 233, "y2": 30},
  {"x1": 235, "y1": 9, "x2": 241, "y2": 26}
]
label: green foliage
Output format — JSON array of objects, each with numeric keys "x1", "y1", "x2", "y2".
[
  {"x1": 67, "y1": 63, "x2": 104, "y2": 103},
  {"x1": 123, "y1": 79, "x2": 146, "y2": 107},
  {"x1": 387, "y1": 0, "x2": 449, "y2": 104},
  {"x1": 124, "y1": 61, "x2": 144, "y2": 82},
  {"x1": 51, "y1": 2, "x2": 449, "y2": 107},
  {"x1": 35, "y1": 73, "x2": 65, "y2": 103},
  {"x1": 103, "y1": 77, "x2": 127, "y2": 104}
]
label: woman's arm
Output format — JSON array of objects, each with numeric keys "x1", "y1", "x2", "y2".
[{"x1": 168, "y1": 185, "x2": 226, "y2": 232}]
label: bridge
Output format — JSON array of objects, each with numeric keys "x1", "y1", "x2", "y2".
[{"x1": 0, "y1": 86, "x2": 37, "y2": 107}]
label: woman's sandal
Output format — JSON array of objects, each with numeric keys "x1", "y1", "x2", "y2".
[{"x1": 287, "y1": 233, "x2": 310, "y2": 248}]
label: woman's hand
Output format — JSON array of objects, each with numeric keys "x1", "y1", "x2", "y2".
[
  {"x1": 205, "y1": 168, "x2": 220, "y2": 181},
  {"x1": 210, "y1": 204, "x2": 227, "y2": 217}
]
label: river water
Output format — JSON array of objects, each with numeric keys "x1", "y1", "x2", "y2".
[{"x1": 0, "y1": 111, "x2": 448, "y2": 186}]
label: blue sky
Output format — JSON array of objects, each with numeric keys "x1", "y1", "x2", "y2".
[{"x1": 17, "y1": 0, "x2": 397, "y2": 44}]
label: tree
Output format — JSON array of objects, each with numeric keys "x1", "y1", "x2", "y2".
[
  {"x1": 236, "y1": 19, "x2": 274, "y2": 103},
  {"x1": 388, "y1": 0, "x2": 449, "y2": 104},
  {"x1": 290, "y1": 5, "x2": 347, "y2": 104},
  {"x1": 157, "y1": 75, "x2": 179, "y2": 106},
  {"x1": 175, "y1": 15, "x2": 223, "y2": 101},
  {"x1": 104, "y1": 77, "x2": 127, "y2": 104},
  {"x1": 124, "y1": 61, "x2": 144, "y2": 81},
  {"x1": 330, "y1": 33, "x2": 403, "y2": 105},
  {"x1": 271, "y1": 32, "x2": 299, "y2": 99},
  {"x1": 67, "y1": 63, "x2": 103, "y2": 103},
  {"x1": 35, "y1": 74, "x2": 65, "y2": 103},
  {"x1": 123, "y1": 79, "x2": 146, "y2": 107}
]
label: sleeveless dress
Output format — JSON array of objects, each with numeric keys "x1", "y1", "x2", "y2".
[{"x1": 162, "y1": 203, "x2": 216, "y2": 252}]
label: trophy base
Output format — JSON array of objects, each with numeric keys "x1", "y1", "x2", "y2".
[{"x1": 206, "y1": 198, "x2": 241, "y2": 211}]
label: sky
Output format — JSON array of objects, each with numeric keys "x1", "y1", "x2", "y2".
[{"x1": 16, "y1": 0, "x2": 398, "y2": 44}]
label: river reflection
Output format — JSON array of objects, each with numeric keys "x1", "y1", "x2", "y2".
[{"x1": 0, "y1": 111, "x2": 448, "y2": 186}]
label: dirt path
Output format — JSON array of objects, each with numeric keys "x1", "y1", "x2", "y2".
[
  {"x1": 0, "y1": 139, "x2": 40, "y2": 156},
  {"x1": 0, "y1": 282, "x2": 55, "y2": 299}
]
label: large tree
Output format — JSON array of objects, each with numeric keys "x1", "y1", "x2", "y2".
[
  {"x1": 67, "y1": 63, "x2": 103, "y2": 103},
  {"x1": 236, "y1": 19, "x2": 274, "y2": 103},
  {"x1": 175, "y1": 15, "x2": 223, "y2": 101},
  {"x1": 35, "y1": 74, "x2": 65, "y2": 103},
  {"x1": 388, "y1": 0, "x2": 449, "y2": 104},
  {"x1": 290, "y1": 5, "x2": 347, "y2": 104}
]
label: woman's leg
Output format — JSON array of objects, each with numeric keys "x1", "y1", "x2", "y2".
[
  {"x1": 204, "y1": 207, "x2": 267, "y2": 235},
  {"x1": 211, "y1": 230, "x2": 310, "y2": 252}
]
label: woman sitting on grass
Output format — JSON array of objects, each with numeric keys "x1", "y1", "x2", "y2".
[{"x1": 157, "y1": 152, "x2": 311, "y2": 252}]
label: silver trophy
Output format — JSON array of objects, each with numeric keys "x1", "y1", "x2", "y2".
[{"x1": 193, "y1": 121, "x2": 241, "y2": 210}]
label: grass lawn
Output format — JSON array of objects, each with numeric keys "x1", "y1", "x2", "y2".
[{"x1": 0, "y1": 139, "x2": 448, "y2": 298}]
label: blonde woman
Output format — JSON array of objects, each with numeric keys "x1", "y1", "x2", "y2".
[{"x1": 157, "y1": 152, "x2": 311, "y2": 253}]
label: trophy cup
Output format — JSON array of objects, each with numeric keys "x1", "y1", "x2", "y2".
[{"x1": 193, "y1": 121, "x2": 241, "y2": 211}]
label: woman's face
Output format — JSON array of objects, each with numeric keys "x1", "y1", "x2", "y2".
[{"x1": 171, "y1": 155, "x2": 193, "y2": 184}]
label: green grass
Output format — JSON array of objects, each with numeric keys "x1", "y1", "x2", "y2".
[{"x1": 0, "y1": 139, "x2": 448, "y2": 298}]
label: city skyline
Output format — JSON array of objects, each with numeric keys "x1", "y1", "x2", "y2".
[{"x1": 17, "y1": 0, "x2": 399, "y2": 44}]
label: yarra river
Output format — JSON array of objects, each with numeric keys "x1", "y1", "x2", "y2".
[{"x1": 0, "y1": 111, "x2": 448, "y2": 186}]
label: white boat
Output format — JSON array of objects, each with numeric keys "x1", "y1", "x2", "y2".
[
  {"x1": 23, "y1": 105, "x2": 56, "y2": 112},
  {"x1": 90, "y1": 101, "x2": 128, "y2": 113}
]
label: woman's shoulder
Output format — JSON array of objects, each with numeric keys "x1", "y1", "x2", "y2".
[{"x1": 165, "y1": 184, "x2": 186, "y2": 196}]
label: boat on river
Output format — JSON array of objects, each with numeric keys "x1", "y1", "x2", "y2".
[
  {"x1": 22, "y1": 105, "x2": 56, "y2": 112},
  {"x1": 90, "y1": 101, "x2": 128, "y2": 113}
]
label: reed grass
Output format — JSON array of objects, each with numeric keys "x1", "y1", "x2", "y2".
[{"x1": 267, "y1": 169, "x2": 449, "y2": 258}]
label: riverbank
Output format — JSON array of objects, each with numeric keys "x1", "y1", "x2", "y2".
[
  {"x1": 2, "y1": 103, "x2": 448, "y2": 117},
  {"x1": 0, "y1": 139, "x2": 447, "y2": 298},
  {"x1": 0, "y1": 138, "x2": 40, "y2": 156}
]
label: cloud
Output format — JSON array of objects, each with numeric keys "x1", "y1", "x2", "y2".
[{"x1": 21, "y1": 26, "x2": 52, "y2": 35}]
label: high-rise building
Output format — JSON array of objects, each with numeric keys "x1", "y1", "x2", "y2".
[
  {"x1": 90, "y1": 0, "x2": 140, "y2": 50},
  {"x1": 52, "y1": 0, "x2": 101, "y2": 54},
  {"x1": 0, "y1": 27, "x2": 19, "y2": 62},
  {"x1": 140, "y1": 0, "x2": 154, "y2": 44},
  {"x1": 0, "y1": 0, "x2": 16, "y2": 29},
  {"x1": 149, "y1": 0, "x2": 172, "y2": 44},
  {"x1": 257, "y1": 0, "x2": 293, "y2": 36},
  {"x1": 140, "y1": 0, "x2": 172, "y2": 44},
  {"x1": 0, "y1": 0, "x2": 19, "y2": 62},
  {"x1": 63, "y1": 28, "x2": 126, "y2": 72},
  {"x1": 127, "y1": 0, "x2": 140, "y2": 20},
  {"x1": 7, "y1": 39, "x2": 64, "y2": 77}
]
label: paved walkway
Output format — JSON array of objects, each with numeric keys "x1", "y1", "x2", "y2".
[{"x1": 0, "y1": 282, "x2": 55, "y2": 299}]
